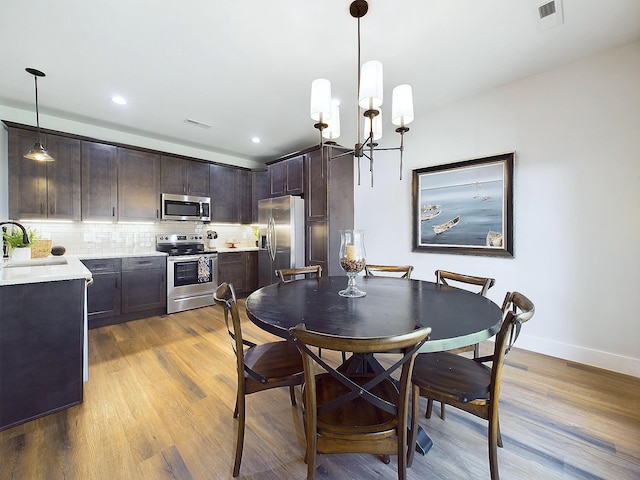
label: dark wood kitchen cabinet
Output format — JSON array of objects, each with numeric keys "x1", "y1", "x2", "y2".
[
  {"x1": 81, "y1": 141, "x2": 118, "y2": 221},
  {"x1": 81, "y1": 258, "x2": 121, "y2": 325},
  {"x1": 268, "y1": 154, "x2": 304, "y2": 197},
  {"x1": 304, "y1": 146, "x2": 354, "y2": 276},
  {"x1": 251, "y1": 170, "x2": 269, "y2": 222},
  {"x1": 0, "y1": 278, "x2": 85, "y2": 431},
  {"x1": 8, "y1": 127, "x2": 81, "y2": 220},
  {"x1": 83, "y1": 255, "x2": 166, "y2": 328},
  {"x1": 160, "y1": 156, "x2": 210, "y2": 197},
  {"x1": 118, "y1": 149, "x2": 161, "y2": 222},
  {"x1": 210, "y1": 164, "x2": 252, "y2": 223},
  {"x1": 218, "y1": 251, "x2": 258, "y2": 295},
  {"x1": 121, "y1": 256, "x2": 166, "y2": 313}
]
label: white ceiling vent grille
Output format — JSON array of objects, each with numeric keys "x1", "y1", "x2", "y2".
[
  {"x1": 184, "y1": 118, "x2": 212, "y2": 129},
  {"x1": 534, "y1": 0, "x2": 564, "y2": 31}
]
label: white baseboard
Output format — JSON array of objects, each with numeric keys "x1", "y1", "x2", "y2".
[{"x1": 515, "y1": 334, "x2": 640, "y2": 378}]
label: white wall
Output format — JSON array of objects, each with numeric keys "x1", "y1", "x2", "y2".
[{"x1": 354, "y1": 41, "x2": 640, "y2": 377}]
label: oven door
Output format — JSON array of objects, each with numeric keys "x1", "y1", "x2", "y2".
[{"x1": 167, "y1": 253, "x2": 218, "y2": 298}]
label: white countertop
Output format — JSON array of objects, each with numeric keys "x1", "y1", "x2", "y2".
[
  {"x1": 75, "y1": 251, "x2": 168, "y2": 260},
  {"x1": 215, "y1": 246, "x2": 259, "y2": 253},
  {"x1": 0, "y1": 256, "x2": 92, "y2": 287}
]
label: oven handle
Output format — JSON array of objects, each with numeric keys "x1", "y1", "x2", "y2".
[{"x1": 167, "y1": 254, "x2": 218, "y2": 263}]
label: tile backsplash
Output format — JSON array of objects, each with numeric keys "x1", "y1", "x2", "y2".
[{"x1": 11, "y1": 221, "x2": 258, "y2": 255}]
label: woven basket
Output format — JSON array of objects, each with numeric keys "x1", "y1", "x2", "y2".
[{"x1": 31, "y1": 239, "x2": 53, "y2": 258}]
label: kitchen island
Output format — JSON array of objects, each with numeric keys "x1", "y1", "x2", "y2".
[{"x1": 0, "y1": 256, "x2": 92, "y2": 431}]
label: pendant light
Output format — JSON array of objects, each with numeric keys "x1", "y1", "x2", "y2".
[
  {"x1": 24, "y1": 67, "x2": 54, "y2": 162},
  {"x1": 310, "y1": 0, "x2": 414, "y2": 186}
]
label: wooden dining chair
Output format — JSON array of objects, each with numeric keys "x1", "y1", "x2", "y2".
[
  {"x1": 289, "y1": 323, "x2": 431, "y2": 480},
  {"x1": 275, "y1": 265, "x2": 323, "y2": 283},
  {"x1": 213, "y1": 282, "x2": 304, "y2": 477},
  {"x1": 364, "y1": 264, "x2": 414, "y2": 279},
  {"x1": 429, "y1": 270, "x2": 497, "y2": 419},
  {"x1": 408, "y1": 291, "x2": 535, "y2": 480}
]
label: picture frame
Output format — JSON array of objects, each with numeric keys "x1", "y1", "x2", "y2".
[{"x1": 412, "y1": 152, "x2": 514, "y2": 257}]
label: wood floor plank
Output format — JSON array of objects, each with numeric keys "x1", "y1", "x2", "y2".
[{"x1": 1, "y1": 303, "x2": 638, "y2": 479}]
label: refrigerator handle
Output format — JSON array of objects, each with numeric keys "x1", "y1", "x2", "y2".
[{"x1": 268, "y1": 217, "x2": 276, "y2": 262}]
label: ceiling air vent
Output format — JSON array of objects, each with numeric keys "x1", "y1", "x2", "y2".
[
  {"x1": 534, "y1": 0, "x2": 563, "y2": 31},
  {"x1": 538, "y1": 1, "x2": 556, "y2": 19},
  {"x1": 183, "y1": 118, "x2": 212, "y2": 129}
]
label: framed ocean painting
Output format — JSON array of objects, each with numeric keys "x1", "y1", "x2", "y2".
[{"x1": 412, "y1": 153, "x2": 514, "y2": 257}]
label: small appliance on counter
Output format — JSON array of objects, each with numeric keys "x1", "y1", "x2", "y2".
[{"x1": 156, "y1": 234, "x2": 218, "y2": 314}]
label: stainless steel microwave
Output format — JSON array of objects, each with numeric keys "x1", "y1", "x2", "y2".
[{"x1": 161, "y1": 193, "x2": 211, "y2": 221}]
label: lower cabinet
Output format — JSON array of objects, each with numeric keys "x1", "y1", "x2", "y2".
[
  {"x1": 218, "y1": 251, "x2": 258, "y2": 296},
  {"x1": 81, "y1": 258, "x2": 121, "y2": 324},
  {"x1": 0, "y1": 278, "x2": 85, "y2": 431},
  {"x1": 121, "y1": 257, "x2": 166, "y2": 313},
  {"x1": 82, "y1": 255, "x2": 166, "y2": 328}
]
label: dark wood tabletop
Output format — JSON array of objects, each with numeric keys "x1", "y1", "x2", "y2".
[{"x1": 245, "y1": 276, "x2": 502, "y2": 353}]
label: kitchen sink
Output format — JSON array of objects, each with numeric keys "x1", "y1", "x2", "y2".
[{"x1": 3, "y1": 257, "x2": 68, "y2": 268}]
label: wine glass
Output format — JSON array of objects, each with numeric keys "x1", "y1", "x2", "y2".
[{"x1": 338, "y1": 229, "x2": 366, "y2": 297}]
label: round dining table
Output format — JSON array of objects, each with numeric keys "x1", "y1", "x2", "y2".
[
  {"x1": 244, "y1": 275, "x2": 503, "y2": 455},
  {"x1": 245, "y1": 276, "x2": 502, "y2": 354}
]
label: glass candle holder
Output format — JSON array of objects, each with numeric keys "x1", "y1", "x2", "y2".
[{"x1": 338, "y1": 229, "x2": 366, "y2": 297}]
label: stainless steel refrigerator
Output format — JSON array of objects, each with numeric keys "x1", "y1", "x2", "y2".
[{"x1": 258, "y1": 195, "x2": 305, "y2": 287}]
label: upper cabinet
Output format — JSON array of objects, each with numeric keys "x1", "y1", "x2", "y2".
[
  {"x1": 8, "y1": 127, "x2": 81, "y2": 220},
  {"x1": 5, "y1": 122, "x2": 259, "y2": 225},
  {"x1": 268, "y1": 154, "x2": 304, "y2": 197},
  {"x1": 160, "y1": 156, "x2": 210, "y2": 197},
  {"x1": 82, "y1": 141, "x2": 118, "y2": 221},
  {"x1": 117, "y1": 149, "x2": 161, "y2": 222},
  {"x1": 251, "y1": 170, "x2": 269, "y2": 223}
]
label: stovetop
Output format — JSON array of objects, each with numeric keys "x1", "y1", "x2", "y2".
[{"x1": 156, "y1": 234, "x2": 212, "y2": 256}]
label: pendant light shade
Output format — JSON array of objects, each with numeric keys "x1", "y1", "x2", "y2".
[
  {"x1": 392, "y1": 84, "x2": 414, "y2": 127},
  {"x1": 358, "y1": 60, "x2": 383, "y2": 110},
  {"x1": 24, "y1": 67, "x2": 54, "y2": 162},
  {"x1": 24, "y1": 142, "x2": 55, "y2": 162},
  {"x1": 323, "y1": 100, "x2": 341, "y2": 141},
  {"x1": 310, "y1": 78, "x2": 332, "y2": 123}
]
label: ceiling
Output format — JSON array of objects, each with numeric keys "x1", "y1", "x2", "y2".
[{"x1": 1, "y1": 0, "x2": 639, "y2": 164}]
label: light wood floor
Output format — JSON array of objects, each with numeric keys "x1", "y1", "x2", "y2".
[{"x1": 1, "y1": 301, "x2": 639, "y2": 479}]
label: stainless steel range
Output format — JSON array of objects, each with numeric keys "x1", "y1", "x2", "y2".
[{"x1": 156, "y1": 234, "x2": 218, "y2": 314}]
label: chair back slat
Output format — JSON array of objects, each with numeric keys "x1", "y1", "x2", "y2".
[
  {"x1": 289, "y1": 324, "x2": 431, "y2": 415},
  {"x1": 435, "y1": 269, "x2": 496, "y2": 296},
  {"x1": 214, "y1": 282, "x2": 267, "y2": 384},
  {"x1": 365, "y1": 264, "x2": 414, "y2": 279},
  {"x1": 275, "y1": 265, "x2": 322, "y2": 283}
]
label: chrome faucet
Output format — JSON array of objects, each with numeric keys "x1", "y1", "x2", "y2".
[{"x1": 0, "y1": 221, "x2": 31, "y2": 246}]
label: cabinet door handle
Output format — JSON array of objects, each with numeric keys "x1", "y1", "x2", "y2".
[{"x1": 112, "y1": 206, "x2": 116, "y2": 217}]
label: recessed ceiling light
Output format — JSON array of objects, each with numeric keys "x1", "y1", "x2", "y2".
[
  {"x1": 111, "y1": 95, "x2": 127, "y2": 105},
  {"x1": 251, "y1": 137, "x2": 261, "y2": 144}
]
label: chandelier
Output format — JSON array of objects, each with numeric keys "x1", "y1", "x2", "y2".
[
  {"x1": 24, "y1": 67, "x2": 55, "y2": 162},
  {"x1": 310, "y1": 0, "x2": 414, "y2": 187}
]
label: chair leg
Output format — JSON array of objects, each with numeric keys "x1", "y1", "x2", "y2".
[
  {"x1": 407, "y1": 385, "x2": 420, "y2": 467},
  {"x1": 233, "y1": 394, "x2": 246, "y2": 477},
  {"x1": 289, "y1": 385, "x2": 297, "y2": 406},
  {"x1": 440, "y1": 402, "x2": 446, "y2": 420},
  {"x1": 488, "y1": 411, "x2": 500, "y2": 480},
  {"x1": 233, "y1": 395, "x2": 239, "y2": 419},
  {"x1": 425, "y1": 398, "x2": 433, "y2": 419}
]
